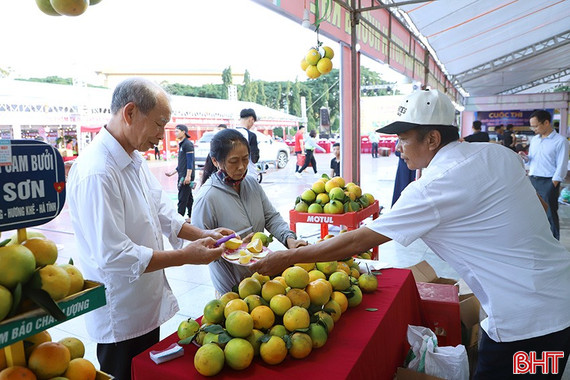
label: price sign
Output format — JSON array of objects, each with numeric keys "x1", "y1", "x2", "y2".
[{"x1": 0, "y1": 140, "x2": 66, "y2": 231}]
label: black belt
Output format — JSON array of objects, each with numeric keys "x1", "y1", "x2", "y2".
[{"x1": 530, "y1": 175, "x2": 552, "y2": 180}]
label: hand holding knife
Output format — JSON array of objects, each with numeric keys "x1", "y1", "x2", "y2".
[{"x1": 214, "y1": 226, "x2": 253, "y2": 247}]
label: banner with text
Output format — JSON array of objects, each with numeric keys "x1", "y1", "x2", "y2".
[{"x1": 0, "y1": 140, "x2": 66, "y2": 231}]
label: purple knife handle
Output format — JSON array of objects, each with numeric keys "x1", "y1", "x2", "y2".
[{"x1": 215, "y1": 233, "x2": 236, "y2": 247}]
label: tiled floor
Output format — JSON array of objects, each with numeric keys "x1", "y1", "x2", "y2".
[{"x1": 4, "y1": 150, "x2": 570, "y2": 378}]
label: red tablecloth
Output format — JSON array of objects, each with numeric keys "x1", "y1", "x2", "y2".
[{"x1": 131, "y1": 268, "x2": 422, "y2": 380}]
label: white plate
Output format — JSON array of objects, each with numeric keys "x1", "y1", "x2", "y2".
[{"x1": 221, "y1": 244, "x2": 272, "y2": 266}]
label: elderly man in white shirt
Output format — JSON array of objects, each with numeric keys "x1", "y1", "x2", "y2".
[
  {"x1": 253, "y1": 90, "x2": 570, "y2": 380},
  {"x1": 520, "y1": 109, "x2": 569, "y2": 240},
  {"x1": 67, "y1": 78, "x2": 233, "y2": 380}
]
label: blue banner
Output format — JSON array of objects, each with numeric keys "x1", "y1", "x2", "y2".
[
  {"x1": 0, "y1": 140, "x2": 65, "y2": 231},
  {"x1": 475, "y1": 109, "x2": 554, "y2": 131}
]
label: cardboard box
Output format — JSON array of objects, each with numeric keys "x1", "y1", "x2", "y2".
[
  {"x1": 406, "y1": 260, "x2": 458, "y2": 286},
  {"x1": 0, "y1": 280, "x2": 106, "y2": 349},
  {"x1": 396, "y1": 367, "x2": 445, "y2": 380},
  {"x1": 459, "y1": 293, "x2": 481, "y2": 378}
]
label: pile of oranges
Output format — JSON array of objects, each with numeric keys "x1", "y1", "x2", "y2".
[
  {"x1": 301, "y1": 46, "x2": 334, "y2": 79},
  {"x1": 0, "y1": 331, "x2": 97, "y2": 379},
  {"x1": 183, "y1": 251, "x2": 379, "y2": 376}
]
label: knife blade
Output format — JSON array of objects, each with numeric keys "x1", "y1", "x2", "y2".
[{"x1": 214, "y1": 226, "x2": 253, "y2": 247}]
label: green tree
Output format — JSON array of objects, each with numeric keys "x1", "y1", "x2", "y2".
[
  {"x1": 256, "y1": 81, "x2": 267, "y2": 106},
  {"x1": 291, "y1": 80, "x2": 301, "y2": 117},
  {"x1": 222, "y1": 66, "x2": 233, "y2": 99}
]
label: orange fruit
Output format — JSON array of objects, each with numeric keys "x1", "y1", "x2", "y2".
[
  {"x1": 315, "y1": 261, "x2": 338, "y2": 277},
  {"x1": 261, "y1": 280, "x2": 286, "y2": 302},
  {"x1": 194, "y1": 343, "x2": 225, "y2": 376},
  {"x1": 272, "y1": 276, "x2": 287, "y2": 288},
  {"x1": 359, "y1": 273, "x2": 379, "y2": 293},
  {"x1": 219, "y1": 291, "x2": 240, "y2": 306},
  {"x1": 24, "y1": 331, "x2": 52, "y2": 357},
  {"x1": 268, "y1": 324, "x2": 288, "y2": 338},
  {"x1": 315, "y1": 310, "x2": 334, "y2": 333},
  {"x1": 300, "y1": 58, "x2": 309, "y2": 71},
  {"x1": 0, "y1": 366, "x2": 37, "y2": 380},
  {"x1": 224, "y1": 298, "x2": 248, "y2": 318},
  {"x1": 295, "y1": 262, "x2": 315, "y2": 272},
  {"x1": 0, "y1": 244, "x2": 36, "y2": 289},
  {"x1": 224, "y1": 338, "x2": 254, "y2": 370},
  {"x1": 269, "y1": 294, "x2": 292, "y2": 316},
  {"x1": 31, "y1": 264, "x2": 71, "y2": 301},
  {"x1": 323, "y1": 46, "x2": 335, "y2": 59},
  {"x1": 238, "y1": 277, "x2": 261, "y2": 299},
  {"x1": 63, "y1": 358, "x2": 96, "y2": 380},
  {"x1": 324, "y1": 299, "x2": 342, "y2": 322},
  {"x1": 225, "y1": 310, "x2": 254, "y2": 338},
  {"x1": 203, "y1": 299, "x2": 225, "y2": 324},
  {"x1": 250, "y1": 305, "x2": 275, "y2": 330},
  {"x1": 49, "y1": 0, "x2": 89, "y2": 16},
  {"x1": 331, "y1": 291, "x2": 349, "y2": 313},
  {"x1": 306, "y1": 65, "x2": 321, "y2": 79},
  {"x1": 305, "y1": 49, "x2": 321, "y2": 66},
  {"x1": 283, "y1": 266, "x2": 310, "y2": 289},
  {"x1": 0, "y1": 286, "x2": 12, "y2": 323},
  {"x1": 28, "y1": 341, "x2": 70, "y2": 379},
  {"x1": 308, "y1": 323, "x2": 328, "y2": 348},
  {"x1": 347, "y1": 284, "x2": 363, "y2": 307},
  {"x1": 58, "y1": 264, "x2": 84, "y2": 296},
  {"x1": 289, "y1": 332, "x2": 313, "y2": 359},
  {"x1": 305, "y1": 280, "x2": 331, "y2": 306},
  {"x1": 286, "y1": 288, "x2": 311, "y2": 309},
  {"x1": 260, "y1": 336, "x2": 287, "y2": 365},
  {"x1": 283, "y1": 306, "x2": 310, "y2": 332},
  {"x1": 243, "y1": 294, "x2": 265, "y2": 313},
  {"x1": 21, "y1": 237, "x2": 58, "y2": 267},
  {"x1": 35, "y1": 0, "x2": 61, "y2": 16},
  {"x1": 308, "y1": 269, "x2": 326, "y2": 282},
  {"x1": 246, "y1": 329, "x2": 264, "y2": 356},
  {"x1": 317, "y1": 57, "x2": 333, "y2": 74}
]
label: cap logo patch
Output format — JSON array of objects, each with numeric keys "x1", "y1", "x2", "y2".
[{"x1": 397, "y1": 106, "x2": 407, "y2": 116}]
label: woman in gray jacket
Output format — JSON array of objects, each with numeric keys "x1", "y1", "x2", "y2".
[{"x1": 192, "y1": 129, "x2": 307, "y2": 295}]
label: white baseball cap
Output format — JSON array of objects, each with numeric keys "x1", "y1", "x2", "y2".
[{"x1": 377, "y1": 89, "x2": 457, "y2": 134}]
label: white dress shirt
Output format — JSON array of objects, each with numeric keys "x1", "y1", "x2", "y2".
[
  {"x1": 367, "y1": 141, "x2": 570, "y2": 342},
  {"x1": 528, "y1": 130, "x2": 569, "y2": 182},
  {"x1": 67, "y1": 127, "x2": 185, "y2": 343}
]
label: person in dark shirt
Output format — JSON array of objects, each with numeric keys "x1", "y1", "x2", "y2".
[
  {"x1": 464, "y1": 120, "x2": 490, "y2": 142},
  {"x1": 238, "y1": 108, "x2": 260, "y2": 164},
  {"x1": 495, "y1": 124, "x2": 505, "y2": 144},
  {"x1": 503, "y1": 124, "x2": 517, "y2": 151},
  {"x1": 330, "y1": 142, "x2": 340, "y2": 177},
  {"x1": 166, "y1": 124, "x2": 195, "y2": 220}
]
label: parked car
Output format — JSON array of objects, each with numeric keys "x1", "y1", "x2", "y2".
[{"x1": 194, "y1": 130, "x2": 290, "y2": 169}]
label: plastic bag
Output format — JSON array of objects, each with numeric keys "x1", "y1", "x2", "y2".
[
  {"x1": 405, "y1": 325, "x2": 469, "y2": 380},
  {"x1": 425, "y1": 345, "x2": 469, "y2": 380},
  {"x1": 559, "y1": 187, "x2": 570, "y2": 204},
  {"x1": 406, "y1": 325, "x2": 438, "y2": 373}
]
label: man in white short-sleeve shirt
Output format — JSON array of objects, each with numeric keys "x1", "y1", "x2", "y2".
[
  {"x1": 252, "y1": 90, "x2": 570, "y2": 379},
  {"x1": 68, "y1": 78, "x2": 233, "y2": 380}
]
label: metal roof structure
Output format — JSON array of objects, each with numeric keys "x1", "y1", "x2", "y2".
[{"x1": 389, "y1": 0, "x2": 570, "y2": 97}]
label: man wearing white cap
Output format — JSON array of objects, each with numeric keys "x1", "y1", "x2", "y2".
[{"x1": 253, "y1": 89, "x2": 570, "y2": 379}]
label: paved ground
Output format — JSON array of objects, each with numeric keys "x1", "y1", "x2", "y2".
[{"x1": 4, "y1": 150, "x2": 570, "y2": 377}]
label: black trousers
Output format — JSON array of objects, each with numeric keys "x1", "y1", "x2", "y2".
[
  {"x1": 97, "y1": 327, "x2": 160, "y2": 380},
  {"x1": 530, "y1": 176, "x2": 560, "y2": 240},
  {"x1": 177, "y1": 180, "x2": 193, "y2": 219},
  {"x1": 474, "y1": 325, "x2": 570, "y2": 379},
  {"x1": 371, "y1": 142, "x2": 379, "y2": 157},
  {"x1": 297, "y1": 149, "x2": 317, "y2": 173}
]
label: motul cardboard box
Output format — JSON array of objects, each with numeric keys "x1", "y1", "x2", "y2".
[{"x1": 406, "y1": 260, "x2": 458, "y2": 286}]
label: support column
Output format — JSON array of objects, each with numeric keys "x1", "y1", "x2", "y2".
[{"x1": 339, "y1": 7, "x2": 361, "y2": 184}]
